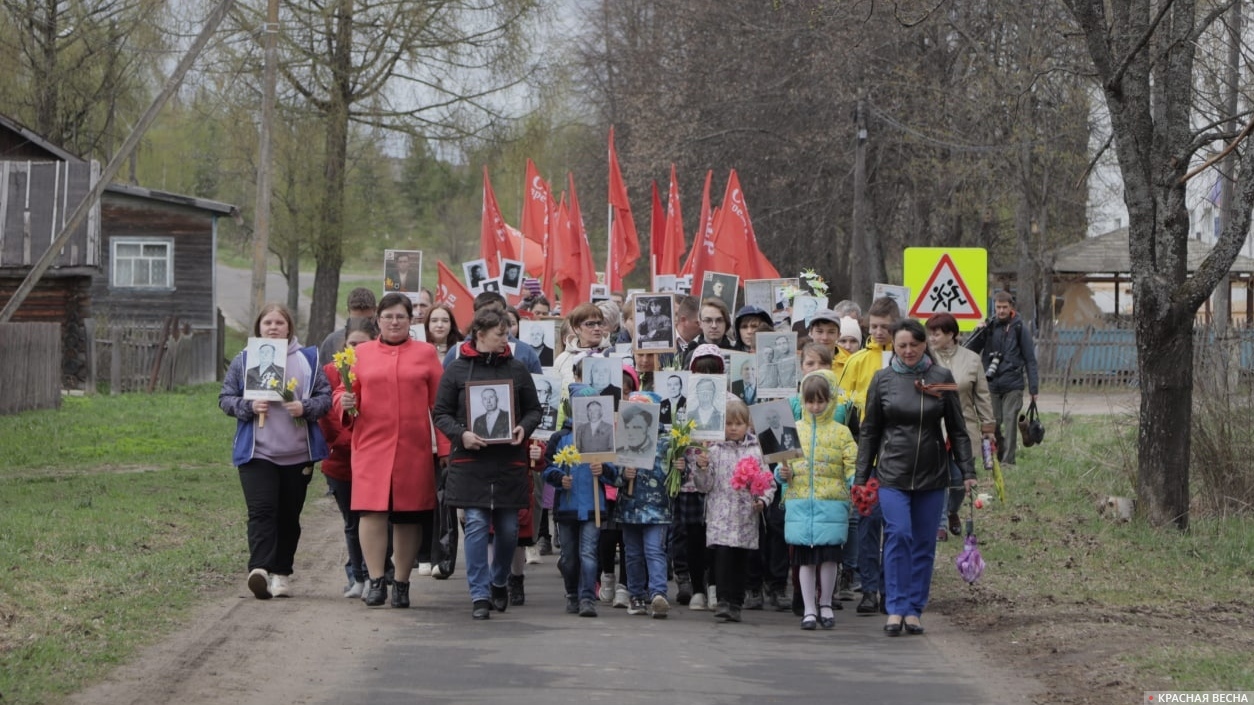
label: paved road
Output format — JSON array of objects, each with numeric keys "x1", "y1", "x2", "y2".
[{"x1": 216, "y1": 263, "x2": 377, "y2": 332}]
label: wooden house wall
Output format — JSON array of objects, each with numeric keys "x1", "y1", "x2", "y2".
[
  {"x1": 0, "y1": 160, "x2": 99, "y2": 269},
  {"x1": 0, "y1": 275, "x2": 92, "y2": 388},
  {"x1": 91, "y1": 194, "x2": 216, "y2": 328}
]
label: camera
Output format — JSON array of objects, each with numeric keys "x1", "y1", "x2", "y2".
[{"x1": 985, "y1": 352, "x2": 1003, "y2": 378}]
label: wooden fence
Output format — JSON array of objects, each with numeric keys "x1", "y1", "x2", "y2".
[
  {"x1": 0, "y1": 322, "x2": 62, "y2": 415},
  {"x1": 87, "y1": 316, "x2": 220, "y2": 394},
  {"x1": 1035, "y1": 327, "x2": 1254, "y2": 388}
]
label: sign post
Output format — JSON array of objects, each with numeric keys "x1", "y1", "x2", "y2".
[{"x1": 903, "y1": 248, "x2": 988, "y2": 332}]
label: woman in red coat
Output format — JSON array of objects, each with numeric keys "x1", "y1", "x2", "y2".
[{"x1": 336, "y1": 293, "x2": 450, "y2": 609}]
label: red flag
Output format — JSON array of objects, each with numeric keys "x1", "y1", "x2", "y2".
[
  {"x1": 607, "y1": 127, "x2": 640, "y2": 290},
  {"x1": 436, "y1": 260, "x2": 475, "y2": 333},
  {"x1": 520, "y1": 159, "x2": 551, "y2": 250},
  {"x1": 649, "y1": 180, "x2": 665, "y2": 277},
  {"x1": 481, "y1": 166, "x2": 514, "y2": 277},
  {"x1": 717, "y1": 170, "x2": 779, "y2": 279},
  {"x1": 659, "y1": 164, "x2": 685, "y2": 277},
  {"x1": 681, "y1": 170, "x2": 715, "y2": 279},
  {"x1": 554, "y1": 175, "x2": 597, "y2": 312}
]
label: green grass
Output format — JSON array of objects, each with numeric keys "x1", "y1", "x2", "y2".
[{"x1": 0, "y1": 384, "x2": 243, "y2": 704}]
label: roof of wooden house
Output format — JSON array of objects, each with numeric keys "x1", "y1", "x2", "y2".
[
  {"x1": 1052, "y1": 227, "x2": 1254, "y2": 275},
  {"x1": 105, "y1": 182, "x2": 239, "y2": 219},
  {"x1": 0, "y1": 113, "x2": 82, "y2": 163}
]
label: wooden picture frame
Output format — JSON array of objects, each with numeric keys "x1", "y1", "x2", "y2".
[{"x1": 465, "y1": 379, "x2": 515, "y2": 445}]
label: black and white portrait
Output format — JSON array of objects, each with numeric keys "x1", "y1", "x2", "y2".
[
  {"x1": 519, "y1": 319, "x2": 556, "y2": 368},
  {"x1": 384, "y1": 249, "x2": 422, "y2": 294},
  {"x1": 572, "y1": 395, "x2": 616, "y2": 457},
  {"x1": 656, "y1": 371, "x2": 688, "y2": 431},
  {"x1": 481, "y1": 277, "x2": 502, "y2": 294},
  {"x1": 688, "y1": 374, "x2": 728, "y2": 441},
  {"x1": 675, "y1": 275, "x2": 693, "y2": 294},
  {"x1": 462, "y1": 258, "x2": 489, "y2": 294},
  {"x1": 652, "y1": 274, "x2": 677, "y2": 293},
  {"x1": 751, "y1": 399, "x2": 804, "y2": 462},
  {"x1": 500, "y1": 258, "x2": 524, "y2": 295},
  {"x1": 702, "y1": 271, "x2": 739, "y2": 315},
  {"x1": 581, "y1": 355, "x2": 622, "y2": 406},
  {"x1": 466, "y1": 380, "x2": 515, "y2": 444},
  {"x1": 755, "y1": 331, "x2": 799, "y2": 396},
  {"x1": 244, "y1": 337, "x2": 287, "y2": 399},
  {"x1": 729, "y1": 352, "x2": 757, "y2": 405},
  {"x1": 531, "y1": 374, "x2": 561, "y2": 439},
  {"x1": 743, "y1": 279, "x2": 775, "y2": 314},
  {"x1": 589, "y1": 283, "x2": 610, "y2": 303},
  {"x1": 615, "y1": 401, "x2": 661, "y2": 468},
  {"x1": 792, "y1": 295, "x2": 827, "y2": 328},
  {"x1": 633, "y1": 294, "x2": 675, "y2": 352}
]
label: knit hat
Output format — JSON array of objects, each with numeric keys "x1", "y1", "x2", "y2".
[
  {"x1": 839, "y1": 316, "x2": 863, "y2": 344},
  {"x1": 628, "y1": 391, "x2": 661, "y2": 404},
  {"x1": 688, "y1": 344, "x2": 726, "y2": 373}
]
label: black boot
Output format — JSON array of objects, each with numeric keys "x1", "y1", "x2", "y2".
[
  {"x1": 363, "y1": 577, "x2": 387, "y2": 607},
  {"x1": 472, "y1": 599, "x2": 491, "y2": 620},
  {"x1": 508, "y1": 574, "x2": 525, "y2": 606},
  {"x1": 391, "y1": 581, "x2": 410, "y2": 608},
  {"x1": 490, "y1": 583, "x2": 509, "y2": 612}
]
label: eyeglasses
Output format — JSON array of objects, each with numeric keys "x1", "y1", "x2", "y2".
[
  {"x1": 380, "y1": 314, "x2": 411, "y2": 322},
  {"x1": 581, "y1": 320, "x2": 605, "y2": 328}
]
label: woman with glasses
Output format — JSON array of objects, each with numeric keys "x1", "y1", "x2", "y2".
[
  {"x1": 334, "y1": 293, "x2": 450, "y2": 609},
  {"x1": 553, "y1": 303, "x2": 612, "y2": 395}
]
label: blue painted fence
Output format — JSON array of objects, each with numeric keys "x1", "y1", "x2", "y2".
[{"x1": 1034, "y1": 328, "x2": 1254, "y2": 387}]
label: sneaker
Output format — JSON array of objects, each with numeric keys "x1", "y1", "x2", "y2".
[
  {"x1": 525, "y1": 546, "x2": 543, "y2": 565},
  {"x1": 768, "y1": 587, "x2": 791, "y2": 612},
  {"x1": 689, "y1": 592, "x2": 708, "y2": 611},
  {"x1": 537, "y1": 536, "x2": 553, "y2": 556},
  {"x1": 417, "y1": 562, "x2": 433, "y2": 576},
  {"x1": 649, "y1": 594, "x2": 670, "y2": 619},
  {"x1": 598, "y1": 574, "x2": 615, "y2": 602},
  {"x1": 269, "y1": 574, "x2": 292, "y2": 598},
  {"x1": 344, "y1": 580, "x2": 366, "y2": 599},
  {"x1": 837, "y1": 571, "x2": 855, "y2": 601},
  {"x1": 613, "y1": 584, "x2": 630, "y2": 608},
  {"x1": 565, "y1": 594, "x2": 580, "y2": 614},
  {"x1": 675, "y1": 574, "x2": 693, "y2": 605},
  {"x1": 578, "y1": 599, "x2": 598, "y2": 617},
  {"x1": 364, "y1": 577, "x2": 387, "y2": 607},
  {"x1": 708, "y1": 585, "x2": 718, "y2": 605},
  {"x1": 430, "y1": 563, "x2": 451, "y2": 580},
  {"x1": 247, "y1": 569, "x2": 271, "y2": 600},
  {"x1": 856, "y1": 591, "x2": 879, "y2": 614},
  {"x1": 627, "y1": 597, "x2": 648, "y2": 616},
  {"x1": 725, "y1": 604, "x2": 742, "y2": 623},
  {"x1": 744, "y1": 589, "x2": 764, "y2": 610}
]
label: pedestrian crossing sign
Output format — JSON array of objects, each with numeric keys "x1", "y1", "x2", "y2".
[{"x1": 903, "y1": 248, "x2": 987, "y2": 331}]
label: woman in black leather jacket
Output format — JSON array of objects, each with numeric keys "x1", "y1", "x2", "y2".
[{"x1": 853, "y1": 319, "x2": 977, "y2": 636}]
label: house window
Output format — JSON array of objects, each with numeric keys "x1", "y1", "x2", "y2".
[{"x1": 112, "y1": 237, "x2": 174, "y2": 288}]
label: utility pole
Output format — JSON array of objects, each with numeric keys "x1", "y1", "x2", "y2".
[
  {"x1": 250, "y1": 0, "x2": 281, "y2": 321},
  {"x1": 850, "y1": 99, "x2": 870, "y2": 305}
]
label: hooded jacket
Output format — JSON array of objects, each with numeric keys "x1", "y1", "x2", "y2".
[
  {"x1": 434, "y1": 340, "x2": 542, "y2": 509},
  {"x1": 732, "y1": 305, "x2": 774, "y2": 352},
  {"x1": 779, "y1": 370, "x2": 857, "y2": 547},
  {"x1": 853, "y1": 353, "x2": 976, "y2": 492}
]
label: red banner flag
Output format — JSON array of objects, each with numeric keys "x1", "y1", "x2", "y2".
[
  {"x1": 650, "y1": 180, "x2": 665, "y2": 277},
  {"x1": 554, "y1": 174, "x2": 597, "y2": 312},
  {"x1": 481, "y1": 166, "x2": 514, "y2": 277},
  {"x1": 541, "y1": 190, "x2": 558, "y2": 300},
  {"x1": 681, "y1": 170, "x2": 715, "y2": 278},
  {"x1": 437, "y1": 260, "x2": 475, "y2": 333},
  {"x1": 521, "y1": 159, "x2": 550, "y2": 250},
  {"x1": 607, "y1": 127, "x2": 640, "y2": 291},
  {"x1": 718, "y1": 170, "x2": 779, "y2": 280},
  {"x1": 659, "y1": 164, "x2": 685, "y2": 277}
]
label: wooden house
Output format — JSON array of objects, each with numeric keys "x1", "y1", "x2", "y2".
[{"x1": 0, "y1": 114, "x2": 237, "y2": 390}]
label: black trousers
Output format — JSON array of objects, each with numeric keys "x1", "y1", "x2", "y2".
[
  {"x1": 710, "y1": 545, "x2": 749, "y2": 608},
  {"x1": 746, "y1": 494, "x2": 788, "y2": 592},
  {"x1": 238, "y1": 459, "x2": 312, "y2": 575}
]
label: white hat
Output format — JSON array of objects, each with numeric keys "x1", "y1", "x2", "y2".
[{"x1": 839, "y1": 317, "x2": 862, "y2": 344}]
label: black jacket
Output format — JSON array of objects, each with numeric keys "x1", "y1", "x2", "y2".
[
  {"x1": 434, "y1": 341, "x2": 542, "y2": 509},
  {"x1": 972, "y1": 314, "x2": 1039, "y2": 396},
  {"x1": 854, "y1": 359, "x2": 976, "y2": 491}
]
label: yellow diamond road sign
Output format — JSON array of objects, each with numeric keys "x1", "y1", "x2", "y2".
[{"x1": 903, "y1": 248, "x2": 987, "y2": 331}]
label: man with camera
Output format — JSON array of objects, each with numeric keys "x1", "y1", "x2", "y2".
[{"x1": 969, "y1": 291, "x2": 1038, "y2": 466}]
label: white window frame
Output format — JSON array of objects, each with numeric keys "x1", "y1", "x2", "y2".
[{"x1": 111, "y1": 236, "x2": 175, "y2": 290}]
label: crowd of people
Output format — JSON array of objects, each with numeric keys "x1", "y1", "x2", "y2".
[{"x1": 221, "y1": 278, "x2": 1040, "y2": 634}]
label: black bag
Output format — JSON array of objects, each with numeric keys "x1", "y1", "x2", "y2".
[
  {"x1": 429, "y1": 465, "x2": 459, "y2": 579},
  {"x1": 1018, "y1": 400, "x2": 1045, "y2": 447}
]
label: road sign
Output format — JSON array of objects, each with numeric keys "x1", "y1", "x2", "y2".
[{"x1": 903, "y1": 248, "x2": 987, "y2": 331}]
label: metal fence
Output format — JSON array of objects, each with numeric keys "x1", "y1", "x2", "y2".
[
  {"x1": 87, "y1": 316, "x2": 220, "y2": 394},
  {"x1": 0, "y1": 322, "x2": 62, "y2": 415},
  {"x1": 1035, "y1": 327, "x2": 1254, "y2": 388}
]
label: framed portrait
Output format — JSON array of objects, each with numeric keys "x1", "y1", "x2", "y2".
[
  {"x1": 653, "y1": 273, "x2": 677, "y2": 293},
  {"x1": 792, "y1": 295, "x2": 829, "y2": 329},
  {"x1": 754, "y1": 331, "x2": 799, "y2": 398},
  {"x1": 633, "y1": 293, "x2": 676, "y2": 353},
  {"x1": 675, "y1": 274, "x2": 693, "y2": 294},
  {"x1": 873, "y1": 282, "x2": 912, "y2": 315},
  {"x1": 518, "y1": 319, "x2": 556, "y2": 369},
  {"x1": 409, "y1": 324, "x2": 427, "y2": 342},
  {"x1": 481, "y1": 277, "x2": 502, "y2": 294},
  {"x1": 616, "y1": 401, "x2": 662, "y2": 468},
  {"x1": 688, "y1": 373, "x2": 728, "y2": 441},
  {"x1": 590, "y1": 283, "x2": 610, "y2": 303},
  {"x1": 531, "y1": 374, "x2": 561, "y2": 440},
  {"x1": 581, "y1": 354, "x2": 623, "y2": 407},
  {"x1": 655, "y1": 370, "x2": 689, "y2": 431},
  {"x1": 383, "y1": 249, "x2": 422, "y2": 295},
  {"x1": 750, "y1": 399, "x2": 804, "y2": 463},
  {"x1": 743, "y1": 279, "x2": 774, "y2": 313},
  {"x1": 500, "y1": 258, "x2": 524, "y2": 295},
  {"x1": 243, "y1": 337, "x2": 287, "y2": 401},
  {"x1": 701, "y1": 271, "x2": 739, "y2": 314},
  {"x1": 571, "y1": 395, "x2": 616, "y2": 462},
  {"x1": 466, "y1": 380, "x2": 515, "y2": 444},
  {"x1": 728, "y1": 351, "x2": 759, "y2": 405},
  {"x1": 462, "y1": 258, "x2": 489, "y2": 294}
]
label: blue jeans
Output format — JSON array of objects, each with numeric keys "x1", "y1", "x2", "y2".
[
  {"x1": 557, "y1": 520, "x2": 600, "y2": 601},
  {"x1": 856, "y1": 501, "x2": 883, "y2": 594},
  {"x1": 325, "y1": 475, "x2": 366, "y2": 582},
  {"x1": 843, "y1": 512, "x2": 859, "y2": 574},
  {"x1": 622, "y1": 524, "x2": 669, "y2": 600},
  {"x1": 879, "y1": 487, "x2": 946, "y2": 618},
  {"x1": 463, "y1": 507, "x2": 518, "y2": 602}
]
